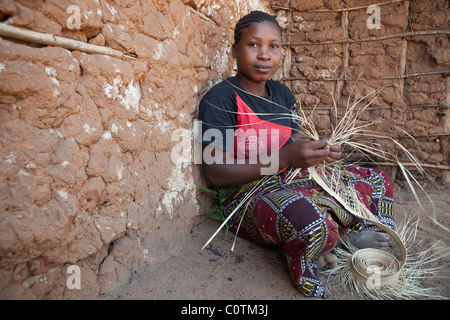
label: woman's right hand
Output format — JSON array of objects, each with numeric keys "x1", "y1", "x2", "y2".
[{"x1": 280, "y1": 139, "x2": 331, "y2": 169}]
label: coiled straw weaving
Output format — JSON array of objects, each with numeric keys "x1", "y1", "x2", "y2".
[{"x1": 309, "y1": 166, "x2": 406, "y2": 288}]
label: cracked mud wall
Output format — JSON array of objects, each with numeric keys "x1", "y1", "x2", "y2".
[
  {"x1": 0, "y1": 0, "x2": 268, "y2": 299},
  {"x1": 1, "y1": 0, "x2": 448, "y2": 300},
  {"x1": 272, "y1": 0, "x2": 449, "y2": 181}
]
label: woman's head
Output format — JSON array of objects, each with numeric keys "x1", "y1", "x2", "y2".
[
  {"x1": 234, "y1": 11, "x2": 281, "y2": 45},
  {"x1": 232, "y1": 11, "x2": 282, "y2": 86}
]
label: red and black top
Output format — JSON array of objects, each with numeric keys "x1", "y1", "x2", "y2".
[{"x1": 198, "y1": 77, "x2": 300, "y2": 159}]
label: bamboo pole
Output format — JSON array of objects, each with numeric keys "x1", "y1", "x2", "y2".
[{"x1": 0, "y1": 23, "x2": 138, "y2": 61}]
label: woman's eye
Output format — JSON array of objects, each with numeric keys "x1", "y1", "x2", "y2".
[
  {"x1": 249, "y1": 42, "x2": 258, "y2": 47},
  {"x1": 271, "y1": 44, "x2": 279, "y2": 49}
]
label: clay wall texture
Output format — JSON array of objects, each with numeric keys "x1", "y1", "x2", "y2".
[
  {"x1": 272, "y1": 0, "x2": 449, "y2": 180},
  {"x1": 0, "y1": 0, "x2": 268, "y2": 299},
  {"x1": 0, "y1": 0, "x2": 448, "y2": 299}
]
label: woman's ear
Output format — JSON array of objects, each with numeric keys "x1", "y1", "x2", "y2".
[{"x1": 232, "y1": 43, "x2": 237, "y2": 58}]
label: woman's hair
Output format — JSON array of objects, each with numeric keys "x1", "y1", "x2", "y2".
[{"x1": 234, "y1": 10, "x2": 281, "y2": 45}]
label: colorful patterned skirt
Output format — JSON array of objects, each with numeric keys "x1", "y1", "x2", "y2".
[{"x1": 223, "y1": 164, "x2": 395, "y2": 298}]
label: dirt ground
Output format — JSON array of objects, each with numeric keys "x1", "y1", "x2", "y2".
[{"x1": 116, "y1": 180, "x2": 450, "y2": 300}]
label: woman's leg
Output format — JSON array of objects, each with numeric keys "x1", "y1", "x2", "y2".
[
  {"x1": 343, "y1": 166, "x2": 396, "y2": 247},
  {"x1": 230, "y1": 188, "x2": 340, "y2": 298}
]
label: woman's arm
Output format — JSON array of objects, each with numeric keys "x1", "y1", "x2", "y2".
[
  {"x1": 202, "y1": 146, "x2": 269, "y2": 187},
  {"x1": 202, "y1": 138, "x2": 340, "y2": 187}
]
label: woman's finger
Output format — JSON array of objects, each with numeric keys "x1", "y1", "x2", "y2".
[
  {"x1": 329, "y1": 144, "x2": 341, "y2": 153},
  {"x1": 328, "y1": 150, "x2": 341, "y2": 160},
  {"x1": 307, "y1": 139, "x2": 329, "y2": 150}
]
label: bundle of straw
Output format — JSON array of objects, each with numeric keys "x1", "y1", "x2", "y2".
[
  {"x1": 323, "y1": 215, "x2": 449, "y2": 299},
  {"x1": 288, "y1": 86, "x2": 448, "y2": 298},
  {"x1": 309, "y1": 164, "x2": 407, "y2": 288}
]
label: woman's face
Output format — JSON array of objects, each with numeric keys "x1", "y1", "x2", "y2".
[{"x1": 232, "y1": 21, "x2": 282, "y2": 85}]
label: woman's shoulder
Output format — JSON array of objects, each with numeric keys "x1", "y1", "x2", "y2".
[
  {"x1": 267, "y1": 79, "x2": 292, "y2": 94},
  {"x1": 267, "y1": 79, "x2": 295, "y2": 103},
  {"x1": 201, "y1": 77, "x2": 237, "y2": 101}
]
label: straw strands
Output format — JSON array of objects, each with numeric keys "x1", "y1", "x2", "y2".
[
  {"x1": 307, "y1": 163, "x2": 407, "y2": 289},
  {"x1": 288, "y1": 86, "x2": 448, "y2": 299},
  {"x1": 288, "y1": 85, "x2": 432, "y2": 214},
  {"x1": 200, "y1": 81, "x2": 447, "y2": 299},
  {"x1": 201, "y1": 176, "x2": 270, "y2": 251},
  {"x1": 323, "y1": 216, "x2": 449, "y2": 299}
]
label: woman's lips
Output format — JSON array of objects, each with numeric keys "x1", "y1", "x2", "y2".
[{"x1": 254, "y1": 65, "x2": 272, "y2": 73}]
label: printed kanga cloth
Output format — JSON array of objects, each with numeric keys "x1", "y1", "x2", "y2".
[{"x1": 222, "y1": 164, "x2": 395, "y2": 298}]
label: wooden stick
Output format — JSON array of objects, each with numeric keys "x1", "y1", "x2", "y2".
[
  {"x1": 311, "y1": 0, "x2": 405, "y2": 12},
  {"x1": 0, "y1": 23, "x2": 138, "y2": 61},
  {"x1": 287, "y1": 69, "x2": 450, "y2": 82},
  {"x1": 300, "y1": 104, "x2": 448, "y2": 111},
  {"x1": 285, "y1": 30, "x2": 450, "y2": 47},
  {"x1": 186, "y1": 6, "x2": 217, "y2": 25},
  {"x1": 442, "y1": 77, "x2": 450, "y2": 183},
  {"x1": 272, "y1": 0, "x2": 405, "y2": 12}
]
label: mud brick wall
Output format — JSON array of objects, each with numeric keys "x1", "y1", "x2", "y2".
[
  {"x1": 272, "y1": 0, "x2": 449, "y2": 181},
  {"x1": 0, "y1": 0, "x2": 269, "y2": 299},
  {"x1": 0, "y1": 0, "x2": 448, "y2": 299}
]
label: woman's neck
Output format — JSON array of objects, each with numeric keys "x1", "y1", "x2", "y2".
[{"x1": 235, "y1": 74, "x2": 270, "y2": 97}]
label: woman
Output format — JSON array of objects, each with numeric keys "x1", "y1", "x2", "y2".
[{"x1": 197, "y1": 11, "x2": 394, "y2": 298}]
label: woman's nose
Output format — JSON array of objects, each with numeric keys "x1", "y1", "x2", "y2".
[{"x1": 258, "y1": 46, "x2": 270, "y2": 60}]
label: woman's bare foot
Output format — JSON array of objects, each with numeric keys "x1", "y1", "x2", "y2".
[
  {"x1": 348, "y1": 230, "x2": 390, "y2": 249},
  {"x1": 318, "y1": 252, "x2": 338, "y2": 269}
]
